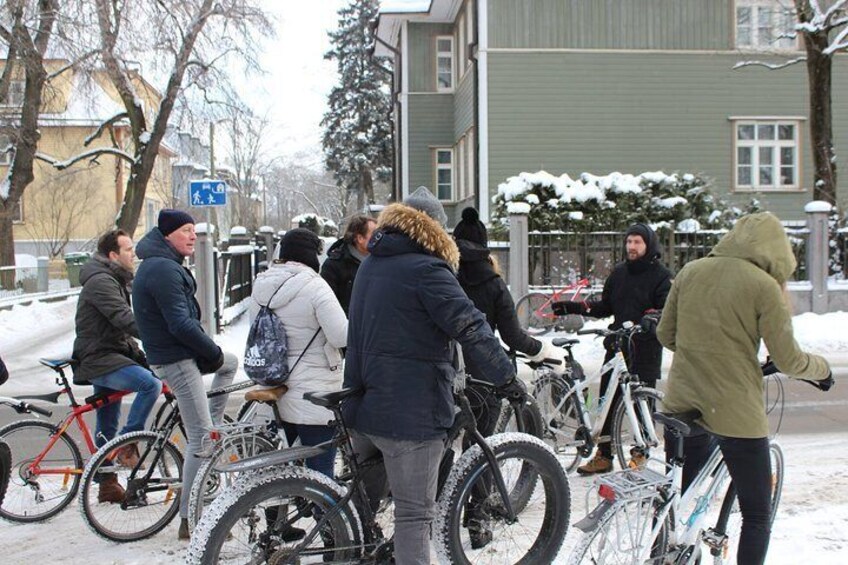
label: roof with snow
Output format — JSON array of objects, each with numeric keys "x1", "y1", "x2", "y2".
[{"x1": 375, "y1": 0, "x2": 462, "y2": 58}]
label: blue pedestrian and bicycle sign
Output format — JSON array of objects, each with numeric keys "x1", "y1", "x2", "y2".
[{"x1": 189, "y1": 179, "x2": 228, "y2": 207}]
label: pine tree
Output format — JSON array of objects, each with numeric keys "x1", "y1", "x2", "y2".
[{"x1": 322, "y1": 0, "x2": 393, "y2": 209}]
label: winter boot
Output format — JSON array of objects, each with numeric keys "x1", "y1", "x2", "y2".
[
  {"x1": 115, "y1": 443, "x2": 141, "y2": 469},
  {"x1": 97, "y1": 473, "x2": 125, "y2": 503},
  {"x1": 628, "y1": 451, "x2": 648, "y2": 470},
  {"x1": 577, "y1": 452, "x2": 613, "y2": 475}
]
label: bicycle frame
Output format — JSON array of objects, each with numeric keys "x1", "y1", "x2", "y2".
[{"x1": 531, "y1": 278, "x2": 590, "y2": 318}]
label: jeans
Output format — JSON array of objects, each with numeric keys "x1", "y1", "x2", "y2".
[
  {"x1": 351, "y1": 432, "x2": 445, "y2": 565},
  {"x1": 281, "y1": 422, "x2": 335, "y2": 478},
  {"x1": 150, "y1": 352, "x2": 238, "y2": 517},
  {"x1": 91, "y1": 364, "x2": 163, "y2": 448},
  {"x1": 671, "y1": 429, "x2": 773, "y2": 565}
]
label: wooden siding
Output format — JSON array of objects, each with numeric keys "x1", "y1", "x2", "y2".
[
  {"x1": 485, "y1": 51, "x2": 848, "y2": 220},
  {"x1": 407, "y1": 94, "x2": 455, "y2": 192},
  {"x1": 408, "y1": 22, "x2": 455, "y2": 92},
  {"x1": 454, "y1": 68, "x2": 476, "y2": 139},
  {"x1": 488, "y1": 0, "x2": 733, "y2": 51}
]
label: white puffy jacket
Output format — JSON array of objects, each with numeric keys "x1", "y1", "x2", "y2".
[{"x1": 248, "y1": 261, "x2": 348, "y2": 425}]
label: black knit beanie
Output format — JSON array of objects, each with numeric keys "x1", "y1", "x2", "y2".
[
  {"x1": 158, "y1": 209, "x2": 195, "y2": 236},
  {"x1": 279, "y1": 228, "x2": 322, "y2": 272},
  {"x1": 453, "y1": 207, "x2": 488, "y2": 247}
]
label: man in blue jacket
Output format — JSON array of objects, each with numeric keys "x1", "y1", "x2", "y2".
[
  {"x1": 343, "y1": 187, "x2": 522, "y2": 565},
  {"x1": 132, "y1": 209, "x2": 237, "y2": 540}
]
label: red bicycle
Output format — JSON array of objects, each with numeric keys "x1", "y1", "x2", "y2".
[
  {"x1": 515, "y1": 278, "x2": 597, "y2": 335},
  {"x1": 0, "y1": 357, "x2": 174, "y2": 522}
]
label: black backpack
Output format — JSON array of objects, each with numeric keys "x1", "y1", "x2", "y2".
[{"x1": 244, "y1": 281, "x2": 319, "y2": 387}]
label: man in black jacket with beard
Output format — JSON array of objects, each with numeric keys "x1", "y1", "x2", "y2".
[
  {"x1": 321, "y1": 215, "x2": 376, "y2": 314},
  {"x1": 553, "y1": 223, "x2": 672, "y2": 474}
]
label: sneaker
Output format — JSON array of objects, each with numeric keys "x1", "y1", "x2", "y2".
[
  {"x1": 178, "y1": 518, "x2": 191, "y2": 540},
  {"x1": 115, "y1": 443, "x2": 141, "y2": 469},
  {"x1": 97, "y1": 473, "x2": 125, "y2": 503},
  {"x1": 577, "y1": 452, "x2": 613, "y2": 475}
]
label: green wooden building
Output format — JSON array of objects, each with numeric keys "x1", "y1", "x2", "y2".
[{"x1": 375, "y1": 0, "x2": 848, "y2": 224}]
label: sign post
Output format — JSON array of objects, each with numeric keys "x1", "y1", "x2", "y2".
[{"x1": 190, "y1": 179, "x2": 228, "y2": 336}]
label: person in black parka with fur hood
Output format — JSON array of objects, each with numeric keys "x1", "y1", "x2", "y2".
[{"x1": 554, "y1": 222, "x2": 672, "y2": 474}]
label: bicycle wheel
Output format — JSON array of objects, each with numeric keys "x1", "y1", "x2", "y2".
[
  {"x1": 79, "y1": 430, "x2": 183, "y2": 542},
  {"x1": 434, "y1": 433, "x2": 570, "y2": 564},
  {"x1": 0, "y1": 439, "x2": 11, "y2": 507},
  {"x1": 532, "y1": 373, "x2": 582, "y2": 471},
  {"x1": 494, "y1": 395, "x2": 545, "y2": 439},
  {"x1": 611, "y1": 387, "x2": 664, "y2": 471},
  {"x1": 0, "y1": 419, "x2": 83, "y2": 522},
  {"x1": 710, "y1": 441, "x2": 784, "y2": 564},
  {"x1": 568, "y1": 497, "x2": 671, "y2": 565},
  {"x1": 515, "y1": 292, "x2": 556, "y2": 336},
  {"x1": 188, "y1": 432, "x2": 278, "y2": 529},
  {"x1": 187, "y1": 465, "x2": 361, "y2": 565}
]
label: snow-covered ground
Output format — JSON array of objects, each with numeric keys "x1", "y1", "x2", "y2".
[{"x1": 1, "y1": 299, "x2": 847, "y2": 563}]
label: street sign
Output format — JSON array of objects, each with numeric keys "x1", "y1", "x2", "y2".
[{"x1": 189, "y1": 179, "x2": 228, "y2": 207}]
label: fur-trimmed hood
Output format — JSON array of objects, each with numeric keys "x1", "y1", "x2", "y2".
[{"x1": 372, "y1": 203, "x2": 460, "y2": 271}]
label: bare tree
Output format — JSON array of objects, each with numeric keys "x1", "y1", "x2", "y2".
[
  {"x1": 736, "y1": 0, "x2": 848, "y2": 205},
  {"x1": 0, "y1": 0, "x2": 59, "y2": 287},
  {"x1": 224, "y1": 105, "x2": 270, "y2": 231}
]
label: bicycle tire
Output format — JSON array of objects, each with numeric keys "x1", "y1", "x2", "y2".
[
  {"x1": 0, "y1": 439, "x2": 11, "y2": 507},
  {"x1": 79, "y1": 430, "x2": 184, "y2": 542},
  {"x1": 0, "y1": 419, "x2": 84, "y2": 522},
  {"x1": 532, "y1": 373, "x2": 582, "y2": 471},
  {"x1": 494, "y1": 394, "x2": 545, "y2": 439},
  {"x1": 434, "y1": 432, "x2": 570, "y2": 564},
  {"x1": 611, "y1": 387, "x2": 664, "y2": 471},
  {"x1": 187, "y1": 465, "x2": 362, "y2": 565},
  {"x1": 515, "y1": 292, "x2": 556, "y2": 336},
  {"x1": 187, "y1": 432, "x2": 277, "y2": 529},
  {"x1": 568, "y1": 496, "x2": 671, "y2": 565},
  {"x1": 710, "y1": 441, "x2": 784, "y2": 564}
]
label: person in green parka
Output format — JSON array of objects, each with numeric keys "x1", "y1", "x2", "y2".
[{"x1": 657, "y1": 211, "x2": 833, "y2": 565}]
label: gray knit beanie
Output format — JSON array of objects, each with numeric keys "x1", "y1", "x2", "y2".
[{"x1": 404, "y1": 186, "x2": 448, "y2": 227}]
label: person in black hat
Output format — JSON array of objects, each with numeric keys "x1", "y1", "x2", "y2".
[
  {"x1": 552, "y1": 222, "x2": 672, "y2": 475},
  {"x1": 132, "y1": 209, "x2": 238, "y2": 539}
]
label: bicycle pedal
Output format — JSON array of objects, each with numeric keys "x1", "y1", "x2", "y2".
[{"x1": 702, "y1": 527, "x2": 727, "y2": 551}]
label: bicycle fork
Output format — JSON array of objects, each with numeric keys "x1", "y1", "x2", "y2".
[{"x1": 622, "y1": 385, "x2": 661, "y2": 457}]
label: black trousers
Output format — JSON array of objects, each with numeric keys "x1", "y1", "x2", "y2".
[{"x1": 667, "y1": 428, "x2": 773, "y2": 565}]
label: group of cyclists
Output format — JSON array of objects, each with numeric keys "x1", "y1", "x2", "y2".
[{"x1": 0, "y1": 188, "x2": 836, "y2": 565}]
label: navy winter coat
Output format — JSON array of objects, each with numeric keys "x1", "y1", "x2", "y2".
[
  {"x1": 132, "y1": 228, "x2": 220, "y2": 365},
  {"x1": 342, "y1": 204, "x2": 515, "y2": 441}
]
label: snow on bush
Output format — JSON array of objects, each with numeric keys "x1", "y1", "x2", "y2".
[{"x1": 492, "y1": 170, "x2": 761, "y2": 232}]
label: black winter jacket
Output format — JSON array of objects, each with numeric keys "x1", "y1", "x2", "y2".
[
  {"x1": 72, "y1": 254, "x2": 146, "y2": 385},
  {"x1": 583, "y1": 225, "x2": 672, "y2": 378},
  {"x1": 456, "y1": 239, "x2": 542, "y2": 376},
  {"x1": 320, "y1": 239, "x2": 361, "y2": 315},
  {"x1": 132, "y1": 228, "x2": 220, "y2": 366},
  {"x1": 343, "y1": 204, "x2": 515, "y2": 441}
]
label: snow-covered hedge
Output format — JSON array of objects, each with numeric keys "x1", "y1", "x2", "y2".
[
  {"x1": 492, "y1": 170, "x2": 761, "y2": 232},
  {"x1": 292, "y1": 213, "x2": 339, "y2": 237}
]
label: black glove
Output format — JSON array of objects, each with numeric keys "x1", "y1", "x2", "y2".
[
  {"x1": 551, "y1": 301, "x2": 584, "y2": 316},
  {"x1": 801, "y1": 372, "x2": 834, "y2": 392},
  {"x1": 196, "y1": 347, "x2": 225, "y2": 375},
  {"x1": 498, "y1": 376, "x2": 527, "y2": 400},
  {"x1": 640, "y1": 310, "x2": 662, "y2": 335}
]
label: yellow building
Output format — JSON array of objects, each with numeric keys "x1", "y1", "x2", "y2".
[{"x1": 2, "y1": 60, "x2": 173, "y2": 257}]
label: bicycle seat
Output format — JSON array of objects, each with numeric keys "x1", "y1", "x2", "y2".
[
  {"x1": 39, "y1": 357, "x2": 77, "y2": 370},
  {"x1": 304, "y1": 388, "x2": 361, "y2": 408},
  {"x1": 245, "y1": 385, "x2": 288, "y2": 403},
  {"x1": 552, "y1": 338, "x2": 579, "y2": 347},
  {"x1": 653, "y1": 411, "x2": 701, "y2": 436}
]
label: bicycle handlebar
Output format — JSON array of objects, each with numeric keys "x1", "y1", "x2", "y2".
[
  {"x1": 0, "y1": 397, "x2": 53, "y2": 417},
  {"x1": 576, "y1": 322, "x2": 643, "y2": 338}
]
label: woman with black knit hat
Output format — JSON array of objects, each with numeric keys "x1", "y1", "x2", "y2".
[{"x1": 452, "y1": 206, "x2": 567, "y2": 547}]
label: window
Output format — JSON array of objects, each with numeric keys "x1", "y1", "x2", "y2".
[
  {"x1": 457, "y1": 137, "x2": 466, "y2": 199},
  {"x1": 145, "y1": 199, "x2": 157, "y2": 232},
  {"x1": 466, "y1": 129, "x2": 475, "y2": 198},
  {"x1": 436, "y1": 36, "x2": 454, "y2": 91},
  {"x1": 0, "y1": 134, "x2": 12, "y2": 165},
  {"x1": 12, "y1": 199, "x2": 22, "y2": 223},
  {"x1": 435, "y1": 148, "x2": 454, "y2": 201},
  {"x1": 734, "y1": 120, "x2": 799, "y2": 190},
  {"x1": 736, "y1": 1, "x2": 796, "y2": 50},
  {"x1": 0, "y1": 81, "x2": 24, "y2": 107}
]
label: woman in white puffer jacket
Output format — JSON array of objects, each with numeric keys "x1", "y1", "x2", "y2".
[{"x1": 248, "y1": 228, "x2": 347, "y2": 478}]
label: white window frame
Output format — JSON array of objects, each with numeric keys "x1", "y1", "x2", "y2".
[
  {"x1": 734, "y1": 0, "x2": 798, "y2": 51},
  {"x1": 145, "y1": 198, "x2": 157, "y2": 232},
  {"x1": 457, "y1": 137, "x2": 466, "y2": 200},
  {"x1": 0, "y1": 80, "x2": 25, "y2": 107},
  {"x1": 12, "y1": 199, "x2": 23, "y2": 223},
  {"x1": 436, "y1": 35, "x2": 454, "y2": 92},
  {"x1": 435, "y1": 148, "x2": 454, "y2": 201},
  {"x1": 733, "y1": 119, "x2": 801, "y2": 192},
  {"x1": 458, "y1": 13, "x2": 467, "y2": 80},
  {"x1": 0, "y1": 134, "x2": 12, "y2": 165},
  {"x1": 466, "y1": 129, "x2": 475, "y2": 198}
]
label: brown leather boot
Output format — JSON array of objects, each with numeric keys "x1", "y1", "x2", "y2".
[
  {"x1": 98, "y1": 473, "x2": 125, "y2": 503},
  {"x1": 577, "y1": 452, "x2": 613, "y2": 475},
  {"x1": 115, "y1": 443, "x2": 141, "y2": 469}
]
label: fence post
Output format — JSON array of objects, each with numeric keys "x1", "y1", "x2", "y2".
[
  {"x1": 195, "y1": 223, "x2": 218, "y2": 336},
  {"x1": 37, "y1": 256, "x2": 49, "y2": 293},
  {"x1": 806, "y1": 201, "x2": 831, "y2": 314},
  {"x1": 508, "y1": 204, "x2": 530, "y2": 301},
  {"x1": 259, "y1": 225, "x2": 275, "y2": 263}
]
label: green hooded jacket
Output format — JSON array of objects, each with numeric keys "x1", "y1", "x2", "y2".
[{"x1": 657, "y1": 212, "x2": 830, "y2": 438}]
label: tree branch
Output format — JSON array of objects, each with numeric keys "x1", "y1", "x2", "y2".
[
  {"x1": 37, "y1": 147, "x2": 136, "y2": 170},
  {"x1": 45, "y1": 50, "x2": 99, "y2": 81},
  {"x1": 84, "y1": 112, "x2": 130, "y2": 146},
  {"x1": 733, "y1": 56, "x2": 807, "y2": 70}
]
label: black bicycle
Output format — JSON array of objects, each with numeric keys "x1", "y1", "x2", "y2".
[{"x1": 188, "y1": 377, "x2": 571, "y2": 564}]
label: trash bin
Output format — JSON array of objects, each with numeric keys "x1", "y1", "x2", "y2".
[{"x1": 64, "y1": 252, "x2": 91, "y2": 288}]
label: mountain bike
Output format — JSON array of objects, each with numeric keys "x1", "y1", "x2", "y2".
[
  {"x1": 515, "y1": 278, "x2": 594, "y2": 335},
  {"x1": 525, "y1": 323, "x2": 663, "y2": 472},
  {"x1": 77, "y1": 378, "x2": 254, "y2": 542},
  {"x1": 567, "y1": 366, "x2": 792, "y2": 564},
  {"x1": 187, "y1": 377, "x2": 571, "y2": 564},
  {"x1": 0, "y1": 357, "x2": 160, "y2": 522}
]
